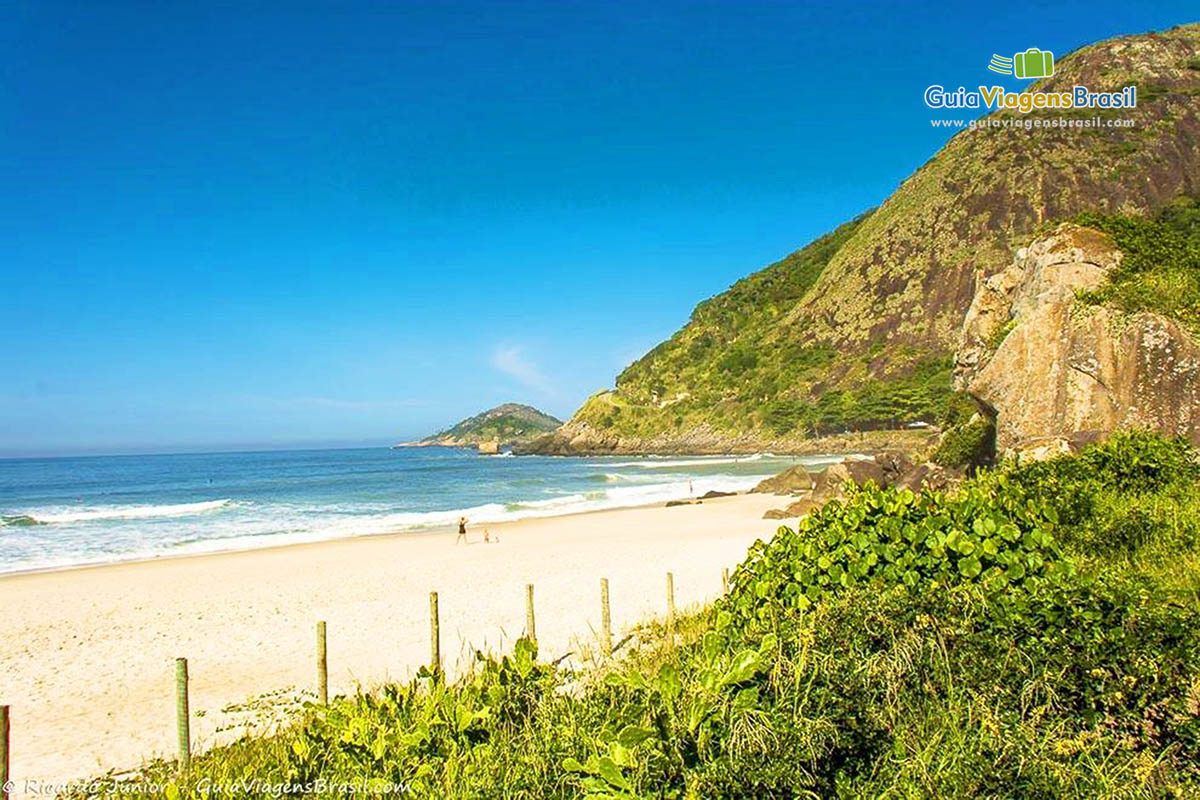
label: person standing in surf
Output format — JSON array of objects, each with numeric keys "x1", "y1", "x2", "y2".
[{"x1": 456, "y1": 516, "x2": 468, "y2": 545}]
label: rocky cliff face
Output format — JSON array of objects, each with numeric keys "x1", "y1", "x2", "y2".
[{"x1": 956, "y1": 224, "x2": 1200, "y2": 457}]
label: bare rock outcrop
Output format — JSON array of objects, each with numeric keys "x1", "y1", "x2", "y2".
[
  {"x1": 751, "y1": 465, "x2": 814, "y2": 495},
  {"x1": 956, "y1": 223, "x2": 1200, "y2": 457},
  {"x1": 763, "y1": 497, "x2": 817, "y2": 520},
  {"x1": 893, "y1": 462, "x2": 950, "y2": 494},
  {"x1": 761, "y1": 454, "x2": 951, "y2": 519},
  {"x1": 875, "y1": 451, "x2": 915, "y2": 485},
  {"x1": 812, "y1": 459, "x2": 887, "y2": 501}
]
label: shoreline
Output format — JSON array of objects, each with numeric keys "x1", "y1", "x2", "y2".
[
  {"x1": 514, "y1": 428, "x2": 937, "y2": 457},
  {"x1": 0, "y1": 491, "x2": 745, "y2": 582},
  {"x1": 0, "y1": 492, "x2": 784, "y2": 785},
  {"x1": 0, "y1": 450, "x2": 829, "y2": 580},
  {"x1": 0, "y1": 474, "x2": 787, "y2": 582}
]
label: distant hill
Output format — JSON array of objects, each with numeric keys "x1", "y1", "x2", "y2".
[
  {"x1": 526, "y1": 24, "x2": 1200, "y2": 455},
  {"x1": 399, "y1": 403, "x2": 563, "y2": 448}
]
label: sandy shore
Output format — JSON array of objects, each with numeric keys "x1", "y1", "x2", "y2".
[{"x1": 0, "y1": 492, "x2": 782, "y2": 785}]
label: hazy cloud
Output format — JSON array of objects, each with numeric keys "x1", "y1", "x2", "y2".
[{"x1": 490, "y1": 345, "x2": 554, "y2": 395}]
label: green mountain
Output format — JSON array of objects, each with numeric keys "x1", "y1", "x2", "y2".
[
  {"x1": 529, "y1": 24, "x2": 1200, "y2": 454},
  {"x1": 403, "y1": 403, "x2": 563, "y2": 448}
]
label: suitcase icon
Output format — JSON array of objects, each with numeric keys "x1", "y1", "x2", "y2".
[{"x1": 1013, "y1": 48, "x2": 1054, "y2": 79}]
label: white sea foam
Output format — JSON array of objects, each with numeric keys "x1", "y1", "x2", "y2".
[
  {"x1": 17, "y1": 499, "x2": 235, "y2": 525},
  {"x1": 177, "y1": 474, "x2": 764, "y2": 551},
  {"x1": 0, "y1": 451, "x2": 826, "y2": 574},
  {"x1": 603, "y1": 455, "x2": 770, "y2": 469}
]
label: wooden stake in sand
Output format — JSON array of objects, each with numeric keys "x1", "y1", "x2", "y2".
[
  {"x1": 600, "y1": 578, "x2": 612, "y2": 657},
  {"x1": 175, "y1": 658, "x2": 190, "y2": 772},
  {"x1": 1, "y1": 704, "x2": 9, "y2": 800},
  {"x1": 525, "y1": 583, "x2": 536, "y2": 644},
  {"x1": 429, "y1": 591, "x2": 441, "y2": 676},
  {"x1": 722, "y1": 567, "x2": 730, "y2": 596},
  {"x1": 666, "y1": 572, "x2": 677, "y2": 642},
  {"x1": 316, "y1": 621, "x2": 328, "y2": 705}
]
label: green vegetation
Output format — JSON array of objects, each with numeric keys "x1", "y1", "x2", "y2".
[
  {"x1": 83, "y1": 433, "x2": 1200, "y2": 797},
  {"x1": 986, "y1": 317, "x2": 1017, "y2": 351},
  {"x1": 577, "y1": 208, "x2": 966, "y2": 439},
  {"x1": 1076, "y1": 197, "x2": 1200, "y2": 335},
  {"x1": 932, "y1": 393, "x2": 996, "y2": 472},
  {"x1": 611, "y1": 212, "x2": 871, "y2": 433},
  {"x1": 418, "y1": 403, "x2": 562, "y2": 445},
  {"x1": 932, "y1": 416, "x2": 996, "y2": 471},
  {"x1": 922, "y1": 391, "x2": 996, "y2": 471}
]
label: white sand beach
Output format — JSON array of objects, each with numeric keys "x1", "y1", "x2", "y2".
[{"x1": 0, "y1": 492, "x2": 782, "y2": 785}]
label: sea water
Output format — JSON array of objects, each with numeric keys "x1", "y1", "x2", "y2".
[{"x1": 0, "y1": 447, "x2": 844, "y2": 574}]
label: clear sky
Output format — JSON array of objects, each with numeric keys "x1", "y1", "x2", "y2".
[{"x1": 2, "y1": 1, "x2": 1195, "y2": 456}]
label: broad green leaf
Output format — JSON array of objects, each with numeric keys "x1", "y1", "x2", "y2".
[{"x1": 616, "y1": 725, "x2": 654, "y2": 748}]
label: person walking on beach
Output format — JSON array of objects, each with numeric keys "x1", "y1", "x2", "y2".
[{"x1": 456, "y1": 516, "x2": 468, "y2": 545}]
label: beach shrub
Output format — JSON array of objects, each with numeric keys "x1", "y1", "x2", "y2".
[
  {"x1": 932, "y1": 416, "x2": 996, "y2": 471},
  {"x1": 726, "y1": 477, "x2": 1069, "y2": 623},
  {"x1": 1007, "y1": 430, "x2": 1200, "y2": 557}
]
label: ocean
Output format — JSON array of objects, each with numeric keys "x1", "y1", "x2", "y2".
[{"x1": 0, "y1": 446, "x2": 844, "y2": 575}]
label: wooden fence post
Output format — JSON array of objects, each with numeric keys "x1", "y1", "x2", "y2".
[
  {"x1": 600, "y1": 578, "x2": 612, "y2": 657},
  {"x1": 666, "y1": 572, "x2": 676, "y2": 642},
  {"x1": 429, "y1": 591, "x2": 441, "y2": 676},
  {"x1": 1, "y1": 704, "x2": 9, "y2": 800},
  {"x1": 525, "y1": 583, "x2": 536, "y2": 644},
  {"x1": 721, "y1": 567, "x2": 730, "y2": 596},
  {"x1": 175, "y1": 658, "x2": 190, "y2": 772},
  {"x1": 316, "y1": 621, "x2": 328, "y2": 705}
]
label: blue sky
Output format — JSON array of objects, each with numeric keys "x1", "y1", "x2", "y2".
[{"x1": 2, "y1": 1, "x2": 1195, "y2": 456}]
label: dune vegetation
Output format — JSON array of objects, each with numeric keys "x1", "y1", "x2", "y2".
[{"x1": 76, "y1": 431, "x2": 1200, "y2": 798}]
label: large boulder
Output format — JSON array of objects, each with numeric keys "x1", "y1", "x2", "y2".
[
  {"x1": 751, "y1": 465, "x2": 814, "y2": 495},
  {"x1": 812, "y1": 459, "x2": 887, "y2": 500},
  {"x1": 763, "y1": 497, "x2": 818, "y2": 520},
  {"x1": 893, "y1": 462, "x2": 950, "y2": 494},
  {"x1": 955, "y1": 224, "x2": 1200, "y2": 457},
  {"x1": 874, "y1": 451, "x2": 915, "y2": 484}
]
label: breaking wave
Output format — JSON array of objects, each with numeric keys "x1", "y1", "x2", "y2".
[{"x1": 6, "y1": 499, "x2": 234, "y2": 525}]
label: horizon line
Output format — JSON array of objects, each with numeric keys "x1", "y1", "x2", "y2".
[{"x1": 0, "y1": 439, "x2": 416, "y2": 462}]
